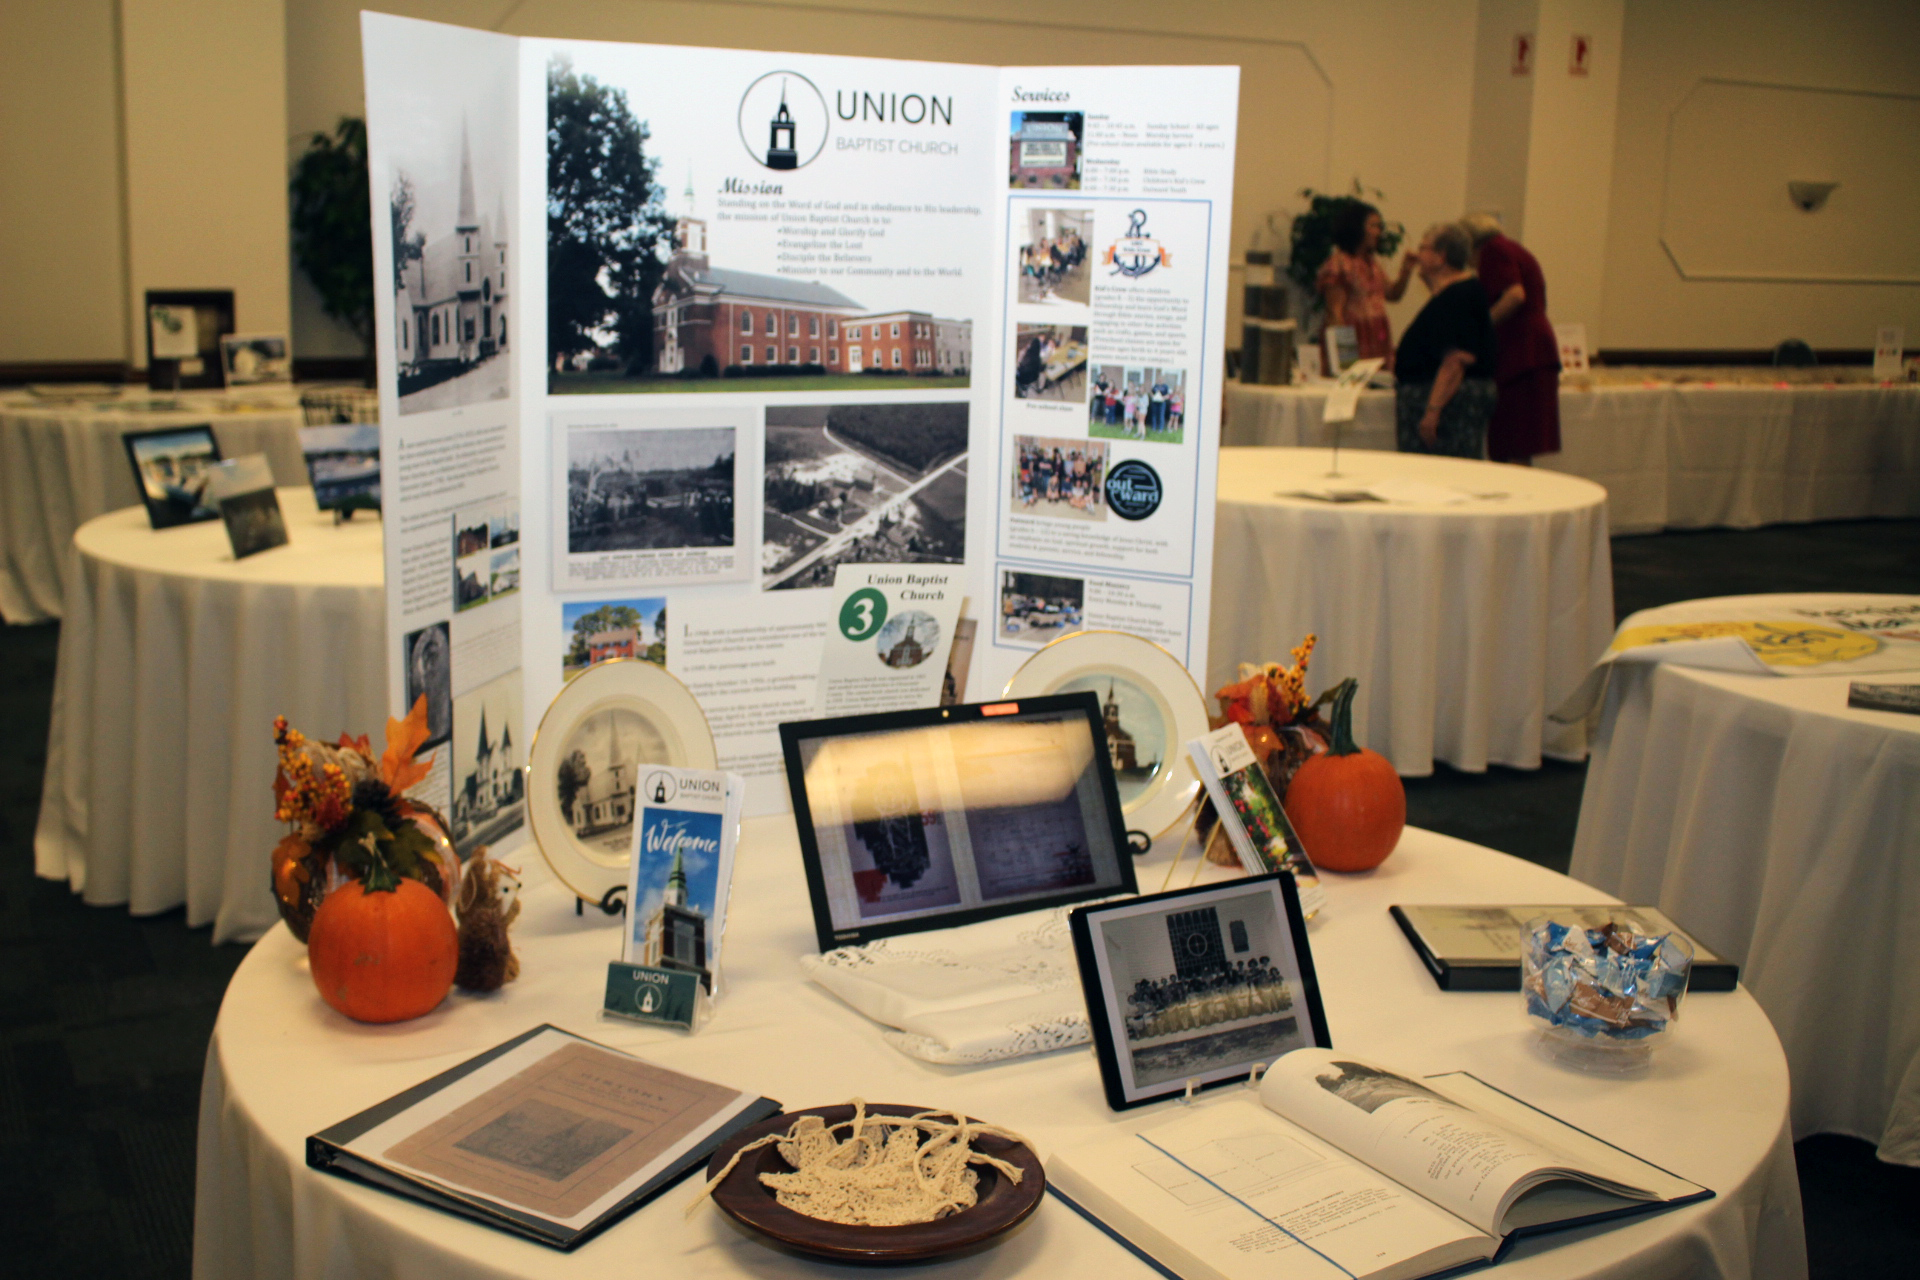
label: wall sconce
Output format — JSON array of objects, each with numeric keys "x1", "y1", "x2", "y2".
[{"x1": 1787, "y1": 180, "x2": 1839, "y2": 212}]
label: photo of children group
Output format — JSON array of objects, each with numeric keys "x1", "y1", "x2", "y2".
[
  {"x1": 1018, "y1": 209, "x2": 1091, "y2": 307},
  {"x1": 1012, "y1": 436, "x2": 1106, "y2": 521},
  {"x1": 1088, "y1": 366, "x2": 1186, "y2": 444},
  {"x1": 1000, "y1": 569, "x2": 1086, "y2": 646}
]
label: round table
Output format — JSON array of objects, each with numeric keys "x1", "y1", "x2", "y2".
[
  {"x1": 0, "y1": 392, "x2": 307, "y2": 623},
  {"x1": 1209, "y1": 447, "x2": 1614, "y2": 776},
  {"x1": 1569, "y1": 593, "x2": 1920, "y2": 1166},
  {"x1": 1223, "y1": 379, "x2": 1920, "y2": 535},
  {"x1": 34, "y1": 488, "x2": 384, "y2": 943},
  {"x1": 193, "y1": 817, "x2": 1805, "y2": 1280}
]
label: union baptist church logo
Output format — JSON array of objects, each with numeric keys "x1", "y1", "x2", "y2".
[
  {"x1": 1104, "y1": 209, "x2": 1171, "y2": 278},
  {"x1": 738, "y1": 71, "x2": 828, "y2": 170}
]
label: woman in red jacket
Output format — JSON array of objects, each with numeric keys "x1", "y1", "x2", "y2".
[{"x1": 1463, "y1": 214, "x2": 1561, "y2": 464}]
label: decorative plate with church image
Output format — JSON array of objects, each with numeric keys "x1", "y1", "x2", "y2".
[
  {"x1": 526, "y1": 659, "x2": 718, "y2": 901},
  {"x1": 1004, "y1": 631, "x2": 1208, "y2": 842}
]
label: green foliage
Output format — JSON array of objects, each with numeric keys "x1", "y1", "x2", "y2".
[
  {"x1": 290, "y1": 117, "x2": 374, "y2": 352},
  {"x1": 548, "y1": 57, "x2": 675, "y2": 373},
  {"x1": 325, "y1": 806, "x2": 440, "y2": 896},
  {"x1": 1286, "y1": 182, "x2": 1406, "y2": 304}
]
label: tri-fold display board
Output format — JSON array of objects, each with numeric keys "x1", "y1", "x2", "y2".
[{"x1": 362, "y1": 12, "x2": 1237, "y2": 854}]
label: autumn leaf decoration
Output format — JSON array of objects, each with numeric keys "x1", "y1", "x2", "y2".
[{"x1": 274, "y1": 696, "x2": 446, "y2": 896}]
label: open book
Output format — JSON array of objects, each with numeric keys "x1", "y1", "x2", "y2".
[{"x1": 1049, "y1": 1048, "x2": 1709, "y2": 1280}]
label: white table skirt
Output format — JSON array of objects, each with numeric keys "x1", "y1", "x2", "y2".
[
  {"x1": 0, "y1": 396, "x2": 306, "y2": 623},
  {"x1": 193, "y1": 816, "x2": 1805, "y2": 1280},
  {"x1": 1223, "y1": 381, "x2": 1920, "y2": 535},
  {"x1": 1209, "y1": 447, "x2": 1614, "y2": 776},
  {"x1": 35, "y1": 488, "x2": 385, "y2": 942},
  {"x1": 1570, "y1": 595, "x2": 1920, "y2": 1166}
]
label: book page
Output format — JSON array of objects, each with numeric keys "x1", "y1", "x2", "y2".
[
  {"x1": 1259, "y1": 1050, "x2": 1657, "y2": 1236},
  {"x1": 347, "y1": 1030, "x2": 754, "y2": 1230},
  {"x1": 1051, "y1": 1097, "x2": 1492, "y2": 1280}
]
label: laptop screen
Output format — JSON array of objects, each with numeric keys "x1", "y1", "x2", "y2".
[{"x1": 781, "y1": 693, "x2": 1136, "y2": 950}]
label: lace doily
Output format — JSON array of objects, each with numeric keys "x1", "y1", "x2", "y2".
[{"x1": 687, "y1": 1101, "x2": 1029, "y2": 1226}]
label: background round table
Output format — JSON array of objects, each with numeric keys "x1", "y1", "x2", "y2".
[
  {"x1": 34, "y1": 488, "x2": 384, "y2": 943},
  {"x1": 1223, "y1": 377, "x2": 1920, "y2": 535},
  {"x1": 1569, "y1": 593, "x2": 1920, "y2": 1166},
  {"x1": 0, "y1": 392, "x2": 307, "y2": 623},
  {"x1": 193, "y1": 816, "x2": 1804, "y2": 1280},
  {"x1": 1209, "y1": 446, "x2": 1614, "y2": 776}
]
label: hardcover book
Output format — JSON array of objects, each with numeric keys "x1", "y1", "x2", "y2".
[
  {"x1": 1389, "y1": 904, "x2": 1738, "y2": 992},
  {"x1": 307, "y1": 1025, "x2": 780, "y2": 1249},
  {"x1": 1048, "y1": 1048, "x2": 1710, "y2": 1280}
]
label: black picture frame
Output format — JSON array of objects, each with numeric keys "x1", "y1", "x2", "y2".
[
  {"x1": 120, "y1": 424, "x2": 223, "y2": 529},
  {"x1": 780, "y1": 692, "x2": 1137, "y2": 952},
  {"x1": 145, "y1": 289, "x2": 235, "y2": 390},
  {"x1": 1070, "y1": 873, "x2": 1330, "y2": 1110}
]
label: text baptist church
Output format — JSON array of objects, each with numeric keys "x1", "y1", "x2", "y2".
[{"x1": 651, "y1": 210, "x2": 970, "y2": 378}]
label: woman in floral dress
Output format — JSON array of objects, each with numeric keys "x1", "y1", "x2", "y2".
[{"x1": 1316, "y1": 202, "x2": 1416, "y2": 369}]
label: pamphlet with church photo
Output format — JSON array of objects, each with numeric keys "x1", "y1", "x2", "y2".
[{"x1": 621, "y1": 765, "x2": 743, "y2": 995}]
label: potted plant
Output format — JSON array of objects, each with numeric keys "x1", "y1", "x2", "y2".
[{"x1": 289, "y1": 117, "x2": 375, "y2": 384}]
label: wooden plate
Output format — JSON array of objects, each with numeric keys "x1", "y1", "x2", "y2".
[{"x1": 703, "y1": 1103, "x2": 1045, "y2": 1262}]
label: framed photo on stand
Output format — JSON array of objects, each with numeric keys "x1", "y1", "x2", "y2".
[
  {"x1": 121, "y1": 424, "x2": 223, "y2": 529},
  {"x1": 145, "y1": 290, "x2": 234, "y2": 391},
  {"x1": 219, "y1": 333, "x2": 293, "y2": 386},
  {"x1": 1070, "y1": 873, "x2": 1329, "y2": 1110}
]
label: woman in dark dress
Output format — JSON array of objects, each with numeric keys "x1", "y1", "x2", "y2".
[
  {"x1": 1393, "y1": 223, "x2": 1497, "y2": 458},
  {"x1": 1464, "y1": 213, "x2": 1560, "y2": 463}
]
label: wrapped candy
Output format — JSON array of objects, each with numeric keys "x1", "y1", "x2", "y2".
[{"x1": 1522, "y1": 917, "x2": 1693, "y2": 1055}]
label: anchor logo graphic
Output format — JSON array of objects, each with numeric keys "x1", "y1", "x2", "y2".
[{"x1": 1103, "y1": 209, "x2": 1170, "y2": 279}]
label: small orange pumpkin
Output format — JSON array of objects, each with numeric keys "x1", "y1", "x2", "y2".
[
  {"x1": 1282, "y1": 678, "x2": 1405, "y2": 873},
  {"x1": 307, "y1": 859, "x2": 458, "y2": 1023}
]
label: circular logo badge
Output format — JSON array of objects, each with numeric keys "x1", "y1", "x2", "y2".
[
  {"x1": 839, "y1": 587, "x2": 888, "y2": 641},
  {"x1": 738, "y1": 71, "x2": 828, "y2": 171},
  {"x1": 1105, "y1": 459, "x2": 1163, "y2": 520},
  {"x1": 643, "y1": 770, "x2": 678, "y2": 805}
]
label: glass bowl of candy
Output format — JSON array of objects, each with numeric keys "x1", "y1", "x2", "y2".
[{"x1": 1521, "y1": 914, "x2": 1693, "y2": 1073}]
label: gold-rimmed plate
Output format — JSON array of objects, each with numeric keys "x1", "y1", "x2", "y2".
[
  {"x1": 525, "y1": 658, "x2": 716, "y2": 901},
  {"x1": 1005, "y1": 630, "x2": 1208, "y2": 840}
]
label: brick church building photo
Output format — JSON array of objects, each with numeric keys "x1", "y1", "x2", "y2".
[{"x1": 650, "y1": 206, "x2": 970, "y2": 378}]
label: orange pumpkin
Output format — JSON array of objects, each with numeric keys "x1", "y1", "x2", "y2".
[
  {"x1": 307, "y1": 866, "x2": 459, "y2": 1023},
  {"x1": 1282, "y1": 678, "x2": 1404, "y2": 872}
]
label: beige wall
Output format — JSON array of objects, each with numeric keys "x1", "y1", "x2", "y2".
[
  {"x1": 0, "y1": 0, "x2": 129, "y2": 362},
  {"x1": 1599, "y1": 0, "x2": 1920, "y2": 349},
  {"x1": 121, "y1": 0, "x2": 290, "y2": 366},
  {"x1": 285, "y1": 0, "x2": 1481, "y2": 350},
  {"x1": 8, "y1": 0, "x2": 1917, "y2": 366}
]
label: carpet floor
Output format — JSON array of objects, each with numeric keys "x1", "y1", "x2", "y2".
[{"x1": 2, "y1": 517, "x2": 1917, "y2": 1277}]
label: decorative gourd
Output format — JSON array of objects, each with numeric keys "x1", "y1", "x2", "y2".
[
  {"x1": 1282, "y1": 678, "x2": 1404, "y2": 872},
  {"x1": 307, "y1": 855, "x2": 459, "y2": 1023}
]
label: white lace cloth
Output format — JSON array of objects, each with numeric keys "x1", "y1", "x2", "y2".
[{"x1": 799, "y1": 907, "x2": 1095, "y2": 1064}]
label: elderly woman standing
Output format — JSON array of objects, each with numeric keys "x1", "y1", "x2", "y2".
[
  {"x1": 1463, "y1": 213, "x2": 1560, "y2": 463},
  {"x1": 1393, "y1": 223, "x2": 1497, "y2": 458},
  {"x1": 1316, "y1": 201, "x2": 1417, "y2": 368}
]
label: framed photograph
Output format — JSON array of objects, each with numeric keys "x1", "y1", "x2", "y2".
[
  {"x1": 1070, "y1": 874, "x2": 1329, "y2": 1110},
  {"x1": 299, "y1": 424, "x2": 381, "y2": 514},
  {"x1": 219, "y1": 333, "x2": 292, "y2": 386},
  {"x1": 144, "y1": 289, "x2": 234, "y2": 390},
  {"x1": 780, "y1": 693, "x2": 1137, "y2": 952},
  {"x1": 205, "y1": 454, "x2": 287, "y2": 559},
  {"x1": 525, "y1": 659, "x2": 717, "y2": 900},
  {"x1": 121, "y1": 424, "x2": 223, "y2": 529}
]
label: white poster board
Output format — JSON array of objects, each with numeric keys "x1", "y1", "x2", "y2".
[{"x1": 364, "y1": 13, "x2": 1237, "y2": 821}]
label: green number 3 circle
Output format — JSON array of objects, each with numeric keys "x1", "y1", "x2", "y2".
[{"x1": 838, "y1": 588, "x2": 888, "y2": 641}]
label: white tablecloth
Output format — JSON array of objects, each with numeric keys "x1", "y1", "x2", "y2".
[
  {"x1": 193, "y1": 815, "x2": 1805, "y2": 1280},
  {"x1": 1570, "y1": 594, "x2": 1920, "y2": 1166},
  {"x1": 0, "y1": 394, "x2": 306, "y2": 623},
  {"x1": 1209, "y1": 447, "x2": 1614, "y2": 775},
  {"x1": 35, "y1": 488, "x2": 385, "y2": 942},
  {"x1": 1223, "y1": 381, "x2": 1920, "y2": 534}
]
